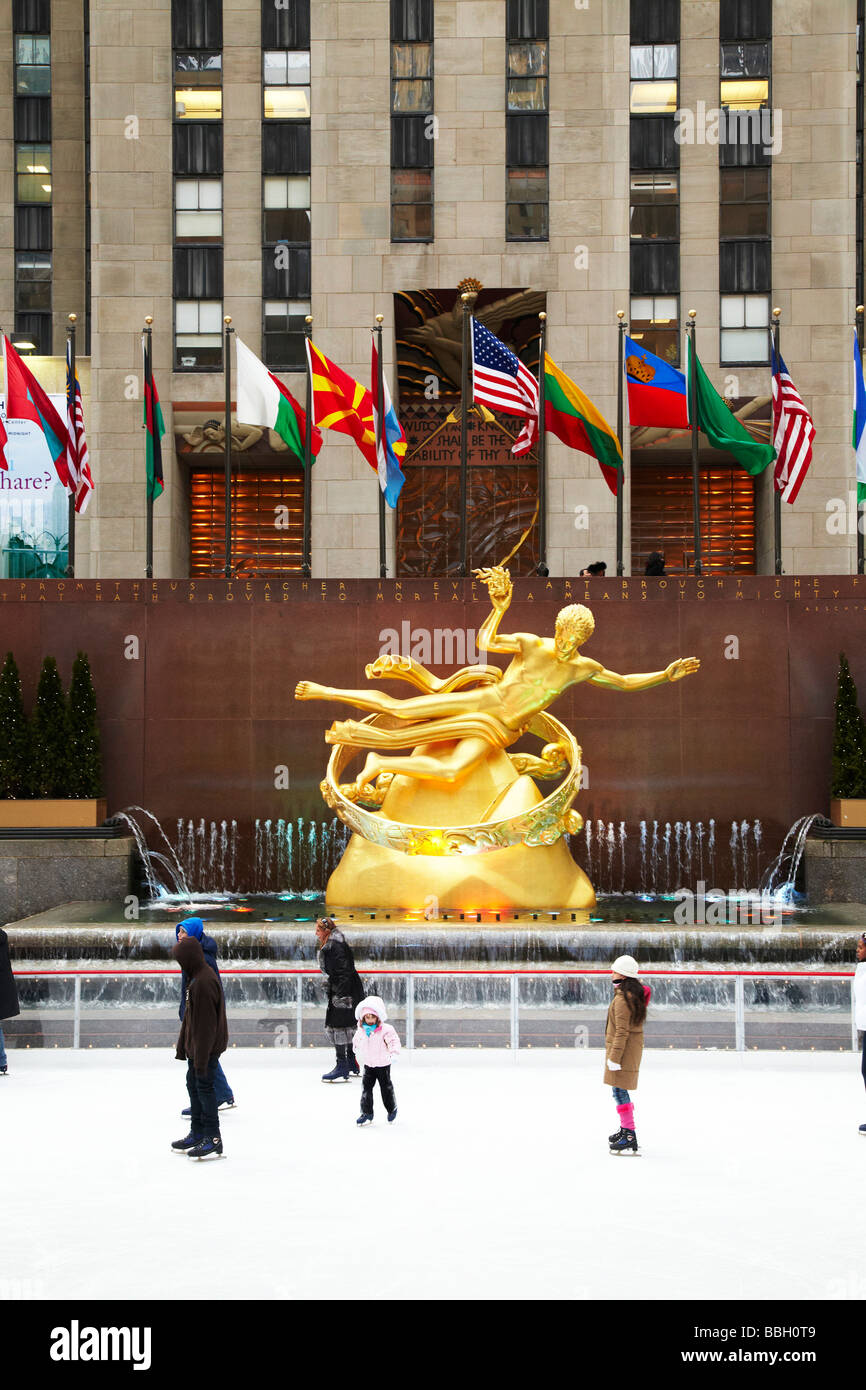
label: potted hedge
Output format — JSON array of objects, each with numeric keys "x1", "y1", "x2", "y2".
[
  {"x1": 830, "y1": 653, "x2": 866, "y2": 828},
  {"x1": 0, "y1": 651, "x2": 106, "y2": 829}
]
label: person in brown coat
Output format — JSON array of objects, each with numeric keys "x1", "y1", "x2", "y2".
[
  {"x1": 603, "y1": 953, "x2": 651, "y2": 1156},
  {"x1": 170, "y1": 936, "x2": 229, "y2": 1161}
]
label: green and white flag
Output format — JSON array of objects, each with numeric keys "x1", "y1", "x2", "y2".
[{"x1": 235, "y1": 336, "x2": 322, "y2": 465}]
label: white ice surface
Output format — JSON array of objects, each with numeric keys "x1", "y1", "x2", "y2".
[{"x1": 2, "y1": 1047, "x2": 865, "y2": 1302}]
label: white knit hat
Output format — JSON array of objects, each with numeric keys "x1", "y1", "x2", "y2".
[{"x1": 611, "y1": 954, "x2": 641, "y2": 979}]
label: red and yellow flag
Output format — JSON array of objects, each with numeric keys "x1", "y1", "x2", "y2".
[{"x1": 306, "y1": 340, "x2": 378, "y2": 472}]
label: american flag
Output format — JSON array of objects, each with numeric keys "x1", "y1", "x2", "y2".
[
  {"x1": 471, "y1": 318, "x2": 539, "y2": 455},
  {"x1": 771, "y1": 338, "x2": 815, "y2": 505},
  {"x1": 66, "y1": 339, "x2": 94, "y2": 514}
]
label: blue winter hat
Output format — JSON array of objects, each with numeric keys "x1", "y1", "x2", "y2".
[{"x1": 176, "y1": 917, "x2": 204, "y2": 941}]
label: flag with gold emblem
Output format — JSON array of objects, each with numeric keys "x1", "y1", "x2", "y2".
[{"x1": 306, "y1": 340, "x2": 378, "y2": 473}]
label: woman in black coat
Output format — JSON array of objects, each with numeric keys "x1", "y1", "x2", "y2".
[
  {"x1": 0, "y1": 929, "x2": 20, "y2": 1075},
  {"x1": 315, "y1": 917, "x2": 364, "y2": 1083}
]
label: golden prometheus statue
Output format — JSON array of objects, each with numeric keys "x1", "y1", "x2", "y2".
[{"x1": 295, "y1": 567, "x2": 700, "y2": 914}]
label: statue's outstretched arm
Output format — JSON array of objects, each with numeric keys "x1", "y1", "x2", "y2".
[
  {"x1": 474, "y1": 566, "x2": 521, "y2": 654},
  {"x1": 589, "y1": 656, "x2": 700, "y2": 691}
]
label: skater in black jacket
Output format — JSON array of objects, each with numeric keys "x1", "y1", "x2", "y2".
[
  {"x1": 175, "y1": 917, "x2": 236, "y2": 1115},
  {"x1": 0, "y1": 928, "x2": 20, "y2": 1075},
  {"x1": 316, "y1": 917, "x2": 364, "y2": 1082}
]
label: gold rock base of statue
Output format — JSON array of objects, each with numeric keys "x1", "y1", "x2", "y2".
[{"x1": 325, "y1": 743, "x2": 596, "y2": 913}]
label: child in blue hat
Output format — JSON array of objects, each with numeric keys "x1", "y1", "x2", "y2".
[{"x1": 175, "y1": 917, "x2": 236, "y2": 1116}]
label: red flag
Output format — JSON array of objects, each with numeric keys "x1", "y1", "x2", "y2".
[{"x1": 4, "y1": 335, "x2": 71, "y2": 488}]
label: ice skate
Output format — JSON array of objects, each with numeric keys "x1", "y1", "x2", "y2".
[
  {"x1": 218, "y1": 1097, "x2": 237, "y2": 1110},
  {"x1": 0, "y1": 1066, "x2": 7, "y2": 1076},
  {"x1": 171, "y1": 1131, "x2": 200, "y2": 1153},
  {"x1": 356, "y1": 1113, "x2": 373, "y2": 1126},
  {"x1": 188, "y1": 1136, "x2": 225, "y2": 1160},
  {"x1": 387, "y1": 1107, "x2": 398, "y2": 1124},
  {"x1": 609, "y1": 1128, "x2": 640, "y2": 1155},
  {"x1": 860, "y1": 1123, "x2": 866, "y2": 1135},
  {"x1": 608, "y1": 1126, "x2": 625, "y2": 1145}
]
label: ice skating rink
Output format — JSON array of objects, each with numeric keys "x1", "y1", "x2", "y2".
[{"x1": 3, "y1": 1047, "x2": 864, "y2": 1302}]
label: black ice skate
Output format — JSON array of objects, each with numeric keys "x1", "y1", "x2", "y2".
[
  {"x1": 322, "y1": 1046, "x2": 353, "y2": 1082},
  {"x1": 860, "y1": 1123, "x2": 866, "y2": 1135},
  {"x1": 188, "y1": 1136, "x2": 225, "y2": 1160},
  {"x1": 609, "y1": 1128, "x2": 640, "y2": 1155},
  {"x1": 608, "y1": 1127, "x2": 625, "y2": 1145},
  {"x1": 171, "y1": 1131, "x2": 200, "y2": 1153},
  {"x1": 356, "y1": 1113, "x2": 373, "y2": 1126},
  {"x1": 218, "y1": 1097, "x2": 237, "y2": 1110},
  {"x1": 387, "y1": 1107, "x2": 398, "y2": 1124}
]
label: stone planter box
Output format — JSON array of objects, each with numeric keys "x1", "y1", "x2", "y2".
[
  {"x1": 0, "y1": 799, "x2": 108, "y2": 829},
  {"x1": 830, "y1": 799, "x2": 866, "y2": 828}
]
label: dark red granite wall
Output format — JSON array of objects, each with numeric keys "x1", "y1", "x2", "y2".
[{"x1": 2, "y1": 574, "x2": 864, "y2": 881}]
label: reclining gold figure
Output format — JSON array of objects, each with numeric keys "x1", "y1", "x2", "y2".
[{"x1": 294, "y1": 567, "x2": 699, "y2": 912}]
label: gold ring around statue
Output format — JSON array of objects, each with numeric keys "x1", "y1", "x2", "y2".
[{"x1": 321, "y1": 711, "x2": 583, "y2": 857}]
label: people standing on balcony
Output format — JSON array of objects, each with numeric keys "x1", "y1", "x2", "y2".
[
  {"x1": 316, "y1": 917, "x2": 364, "y2": 1082},
  {"x1": 604, "y1": 954, "x2": 651, "y2": 1156},
  {"x1": 855, "y1": 933, "x2": 866, "y2": 1135},
  {"x1": 644, "y1": 551, "x2": 666, "y2": 576},
  {"x1": 175, "y1": 917, "x2": 236, "y2": 1115},
  {"x1": 0, "y1": 928, "x2": 19, "y2": 1075},
  {"x1": 352, "y1": 996, "x2": 401, "y2": 1126},
  {"x1": 171, "y1": 934, "x2": 229, "y2": 1161}
]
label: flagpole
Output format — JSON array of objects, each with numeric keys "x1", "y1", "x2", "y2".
[
  {"x1": 535, "y1": 311, "x2": 548, "y2": 576},
  {"x1": 459, "y1": 290, "x2": 474, "y2": 577},
  {"x1": 65, "y1": 314, "x2": 77, "y2": 578},
  {"x1": 616, "y1": 309, "x2": 626, "y2": 576},
  {"x1": 144, "y1": 316, "x2": 154, "y2": 579},
  {"x1": 687, "y1": 309, "x2": 702, "y2": 576},
  {"x1": 375, "y1": 313, "x2": 386, "y2": 578},
  {"x1": 223, "y1": 316, "x2": 233, "y2": 579},
  {"x1": 772, "y1": 307, "x2": 783, "y2": 576},
  {"x1": 859, "y1": 305, "x2": 866, "y2": 577},
  {"x1": 302, "y1": 315, "x2": 313, "y2": 577}
]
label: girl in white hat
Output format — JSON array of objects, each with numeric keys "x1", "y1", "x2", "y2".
[{"x1": 604, "y1": 955, "x2": 651, "y2": 1155}]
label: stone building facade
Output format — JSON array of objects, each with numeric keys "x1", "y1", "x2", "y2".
[{"x1": 0, "y1": 0, "x2": 861, "y2": 579}]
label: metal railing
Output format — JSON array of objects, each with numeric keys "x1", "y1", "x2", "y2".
[{"x1": 11, "y1": 966, "x2": 860, "y2": 1053}]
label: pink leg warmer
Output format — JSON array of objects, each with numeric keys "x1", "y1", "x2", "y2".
[{"x1": 617, "y1": 1102, "x2": 635, "y2": 1130}]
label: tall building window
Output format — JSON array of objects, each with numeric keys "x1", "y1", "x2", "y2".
[
  {"x1": 15, "y1": 33, "x2": 50, "y2": 94},
  {"x1": 13, "y1": 0, "x2": 52, "y2": 356},
  {"x1": 173, "y1": 0, "x2": 223, "y2": 370},
  {"x1": 391, "y1": 0, "x2": 433, "y2": 242},
  {"x1": 629, "y1": 44, "x2": 678, "y2": 114},
  {"x1": 262, "y1": 0, "x2": 311, "y2": 370},
  {"x1": 629, "y1": 2, "x2": 680, "y2": 366},
  {"x1": 506, "y1": 0, "x2": 548, "y2": 241},
  {"x1": 719, "y1": 0, "x2": 771, "y2": 365}
]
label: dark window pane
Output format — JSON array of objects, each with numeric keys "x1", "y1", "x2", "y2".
[
  {"x1": 392, "y1": 114, "x2": 434, "y2": 168},
  {"x1": 718, "y1": 126, "x2": 771, "y2": 167},
  {"x1": 173, "y1": 245, "x2": 223, "y2": 298},
  {"x1": 262, "y1": 122, "x2": 311, "y2": 173},
  {"x1": 630, "y1": 0, "x2": 680, "y2": 44},
  {"x1": 14, "y1": 311, "x2": 51, "y2": 353},
  {"x1": 720, "y1": 43, "x2": 770, "y2": 77},
  {"x1": 719, "y1": 240, "x2": 771, "y2": 293},
  {"x1": 172, "y1": 0, "x2": 222, "y2": 51},
  {"x1": 15, "y1": 205, "x2": 51, "y2": 249},
  {"x1": 506, "y1": 113, "x2": 548, "y2": 166},
  {"x1": 14, "y1": 96, "x2": 50, "y2": 140},
  {"x1": 390, "y1": 0, "x2": 433, "y2": 42},
  {"x1": 264, "y1": 331, "x2": 307, "y2": 372},
  {"x1": 630, "y1": 202, "x2": 678, "y2": 239},
  {"x1": 720, "y1": 202, "x2": 770, "y2": 237},
  {"x1": 720, "y1": 0, "x2": 772, "y2": 41},
  {"x1": 629, "y1": 115, "x2": 680, "y2": 169},
  {"x1": 263, "y1": 208, "x2": 311, "y2": 242},
  {"x1": 506, "y1": 200, "x2": 548, "y2": 240},
  {"x1": 262, "y1": 246, "x2": 311, "y2": 297},
  {"x1": 391, "y1": 202, "x2": 433, "y2": 241},
  {"x1": 507, "y1": 167, "x2": 548, "y2": 203},
  {"x1": 175, "y1": 340, "x2": 222, "y2": 370},
  {"x1": 630, "y1": 240, "x2": 680, "y2": 294},
  {"x1": 16, "y1": 64, "x2": 50, "y2": 95},
  {"x1": 174, "y1": 122, "x2": 223, "y2": 174},
  {"x1": 262, "y1": 0, "x2": 310, "y2": 48},
  {"x1": 507, "y1": 0, "x2": 549, "y2": 40},
  {"x1": 13, "y1": 0, "x2": 50, "y2": 32}
]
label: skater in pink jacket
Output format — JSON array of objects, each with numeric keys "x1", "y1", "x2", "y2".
[{"x1": 352, "y1": 996, "x2": 401, "y2": 1127}]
